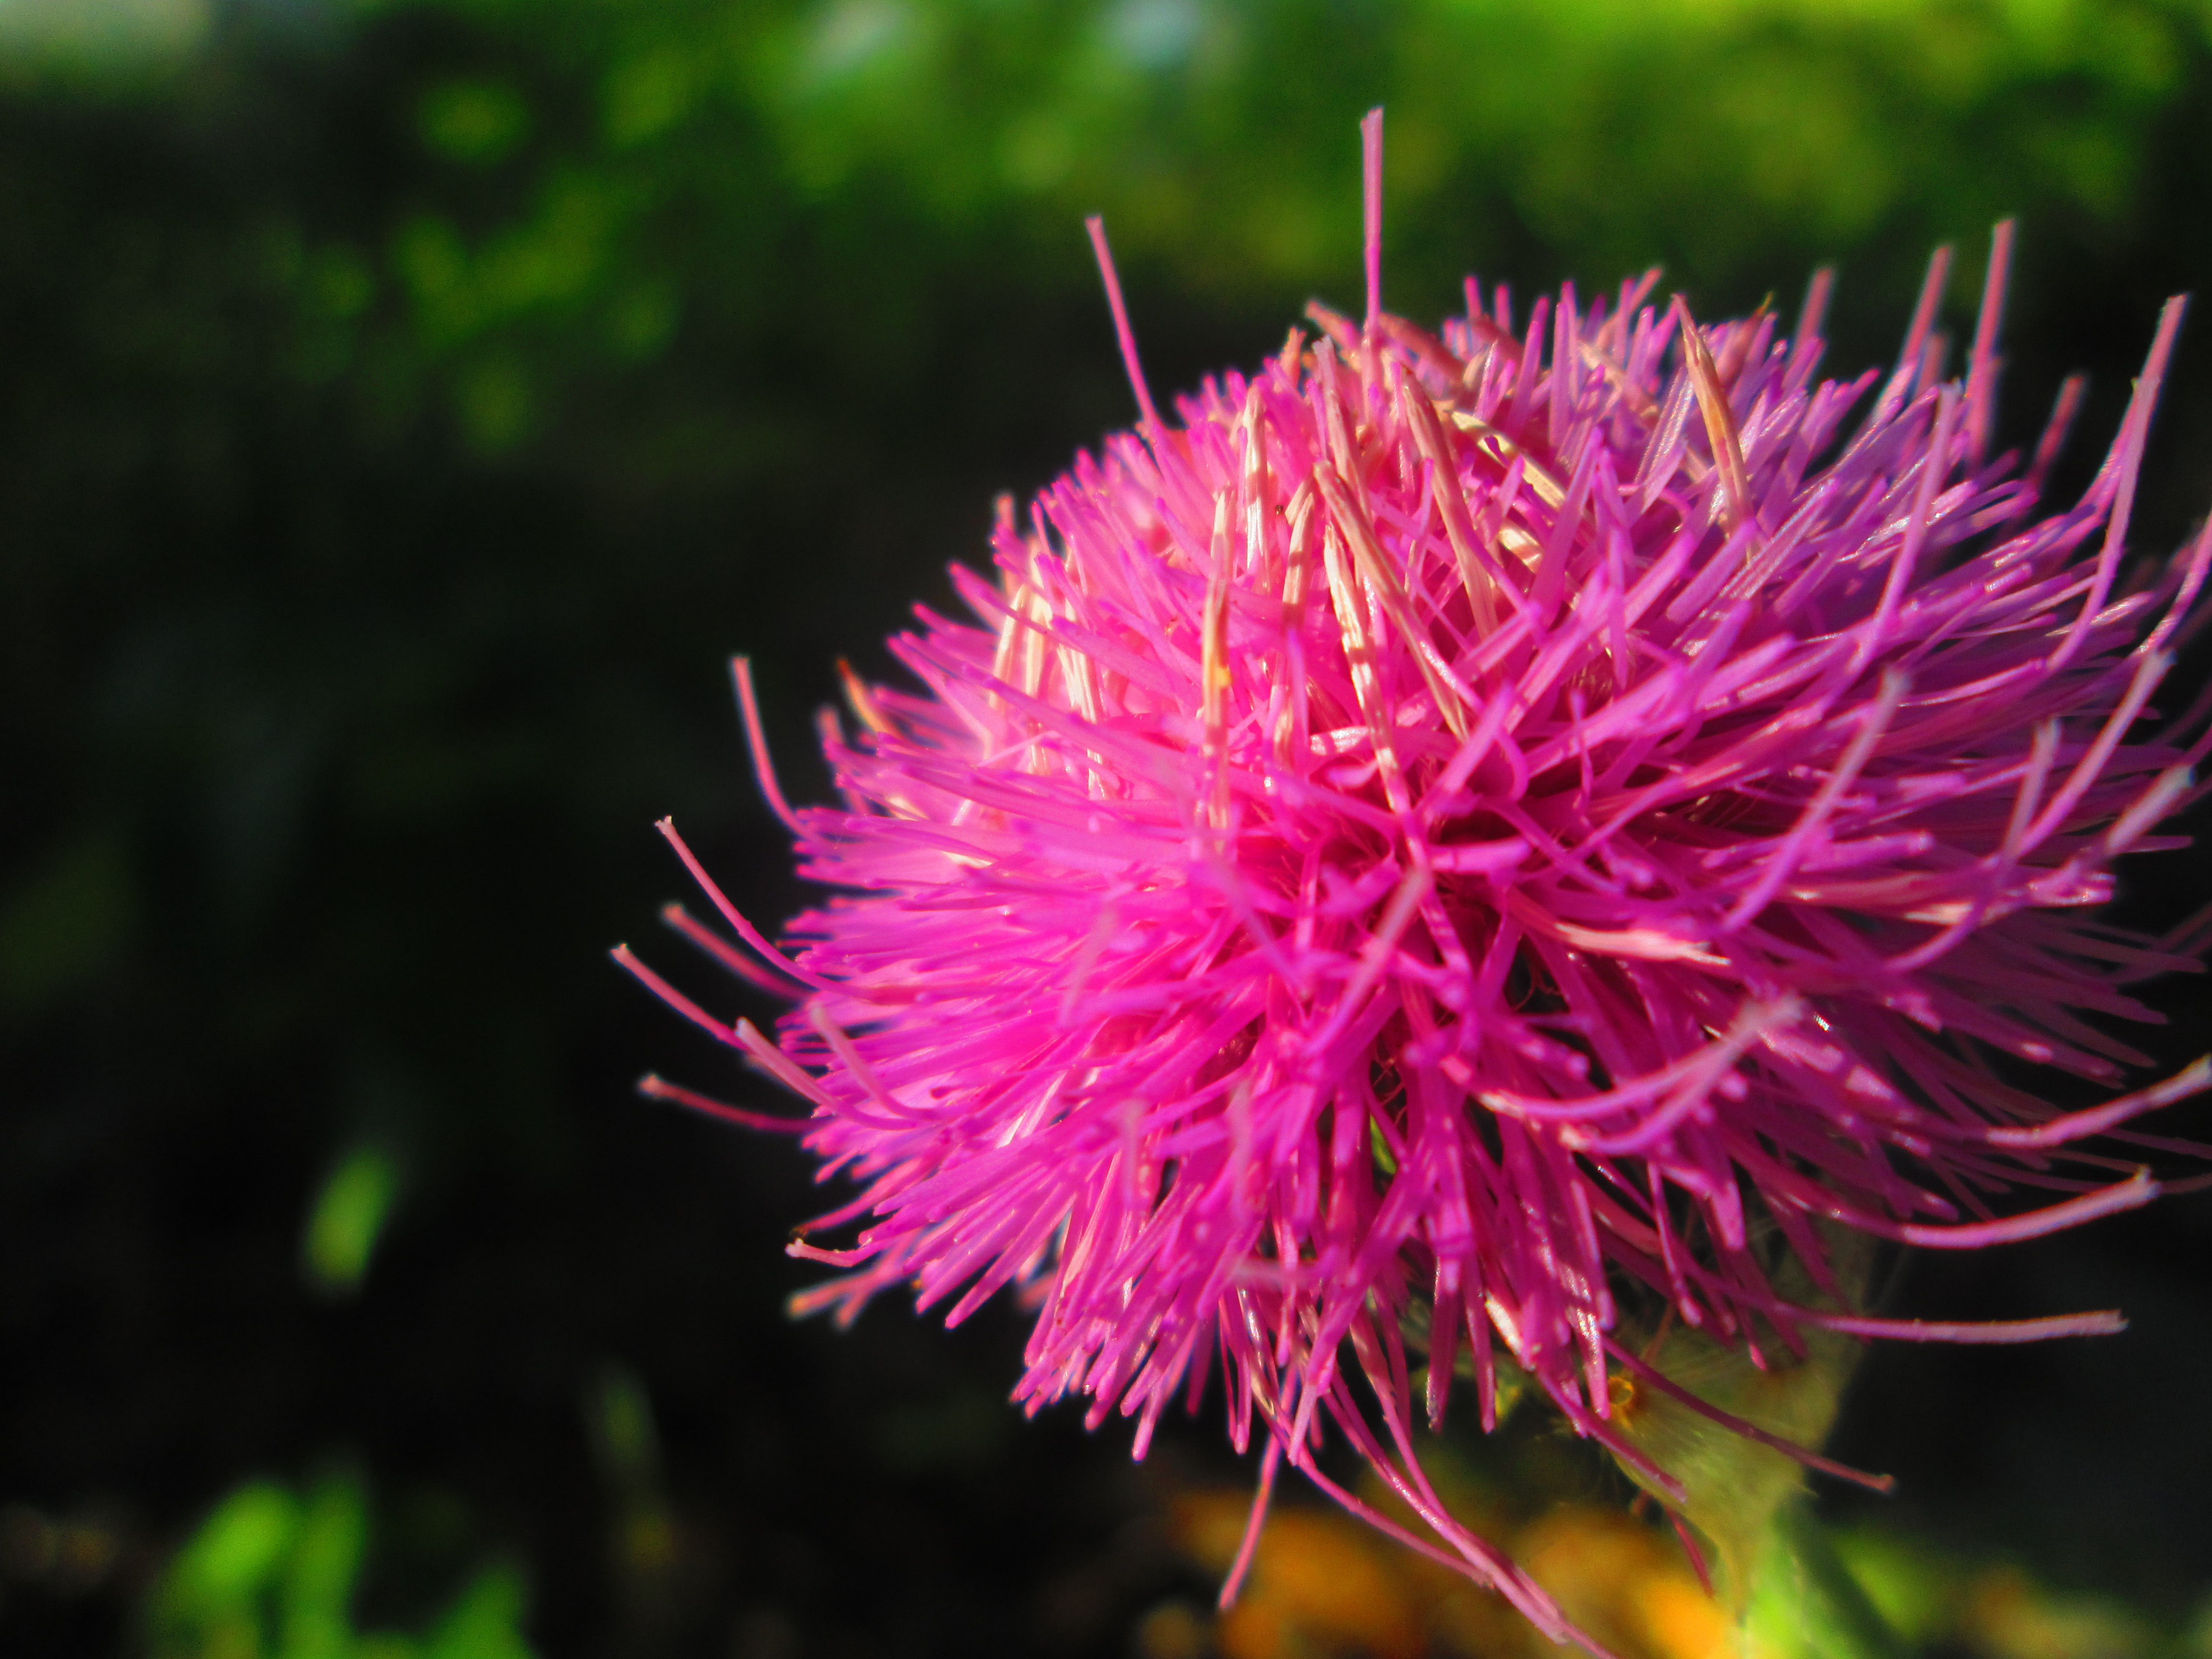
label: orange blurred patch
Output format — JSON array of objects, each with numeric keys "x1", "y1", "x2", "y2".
[
  {"x1": 1166, "y1": 1483, "x2": 1745, "y2": 1659},
  {"x1": 1517, "y1": 1509, "x2": 1735, "y2": 1659},
  {"x1": 1172, "y1": 1491, "x2": 1426, "y2": 1659}
]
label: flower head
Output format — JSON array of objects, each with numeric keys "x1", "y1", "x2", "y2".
[{"x1": 622, "y1": 117, "x2": 2211, "y2": 1642}]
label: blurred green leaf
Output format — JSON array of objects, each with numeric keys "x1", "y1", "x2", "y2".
[
  {"x1": 280, "y1": 1473, "x2": 369, "y2": 1659},
  {"x1": 303, "y1": 1146, "x2": 401, "y2": 1296},
  {"x1": 1746, "y1": 1508, "x2": 1911, "y2": 1659},
  {"x1": 159, "y1": 1483, "x2": 299, "y2": 1615},
  {"x1": 421, "y1": 1566, "x2": 533, "y2": 1659},
  {"x1": 1832, "y1": 1524, "x2": 1955, "y2": 1649}
]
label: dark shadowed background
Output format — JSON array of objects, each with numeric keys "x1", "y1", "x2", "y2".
[{"x1": 3, "y1": 1, "x2": 2212, "y2": 1655}]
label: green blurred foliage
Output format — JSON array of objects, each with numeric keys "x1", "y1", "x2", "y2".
[
  {"x1": 305, "y1": 0, "x2": 2212, "y2": 446},
  {"x1": 302, "y1": 1144, "x2": 402, "y2": 1296},
  {"x1": 24, "y1": 0, "x2": 2204, "y2": 456},
  {"x1": 1758, "y1": 1515, "x2": 2212, "y2": 1659},
  {"x1": 150, "y1": 1471, "x2": 537, "y2": 1659},
  {"x1": 0, "y1": 0, "x2": 213, "y2": 78}
]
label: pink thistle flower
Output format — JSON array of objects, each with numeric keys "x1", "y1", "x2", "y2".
[{"x1": 621, "y1": 114, "x2": 2212, "y2": 1642}]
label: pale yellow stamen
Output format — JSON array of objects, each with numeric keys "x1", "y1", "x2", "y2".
[
  {"x1": 837, "y1": 658, "x2": 893, "y2": 734},
  {"x1": 1315, "y1": 461, "x2": 1470, "y2": 740},
  {"x1": 1678, "y1": 300, "x2": 1755, "y2": 534},
  {"x1": 1202, "y1": 493, "x2": 1234, "y2": 829},
  {"x1": 1388, "y1": 360, "x2": 1501, "y2": 635},
  {"x1": 1446, "y1": 410, "x2": 1569, "y2": 507}
]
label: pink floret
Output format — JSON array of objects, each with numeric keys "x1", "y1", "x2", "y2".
[{"x1": 625, "y1": 212, "x2": 2212, "y2": 1640}]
